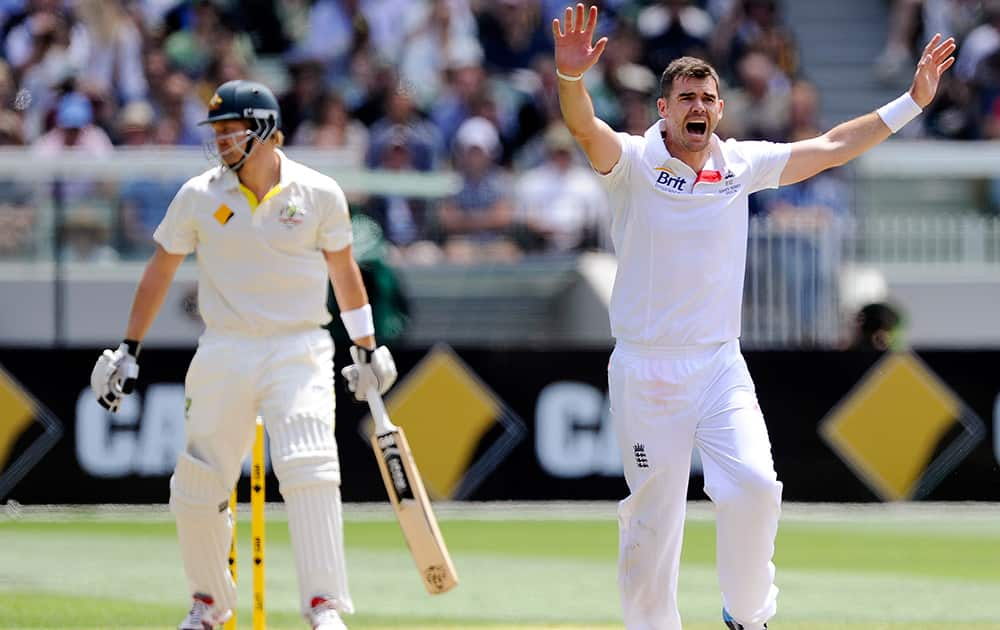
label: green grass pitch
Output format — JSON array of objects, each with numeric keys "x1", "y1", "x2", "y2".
[{"x1": 1, "y1": 502, "x2": 997, "y2": 629}]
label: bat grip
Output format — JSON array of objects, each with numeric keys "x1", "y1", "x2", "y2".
[{"x1": 366, "y1": 387, "x2": 397, "y2": 434}]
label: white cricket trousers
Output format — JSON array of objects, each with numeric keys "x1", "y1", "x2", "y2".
[
  {"x1": 609, "y1": 339, "x2": 781, "y2": 630},
  {"x1": 169, "y1": 328, "x2": 352, "y2": 617}
]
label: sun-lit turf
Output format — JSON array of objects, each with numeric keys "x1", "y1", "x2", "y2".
[{"x1": 1, "y1": 504, "x2": 998, "y2": 629}]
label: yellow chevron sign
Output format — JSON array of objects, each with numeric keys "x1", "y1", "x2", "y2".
[
  {"x1": 820, "y1": 352, "x2": 984, "y2": 501},
  {"x1": 0, "y1": 370, "x2": 35, "y2": 472},
  {"x1": 0, "y1": 365, "x2": 63, "y2": 499},
  {"x1": 361, "y1": 345, "x2": 524, "y2": 500}
]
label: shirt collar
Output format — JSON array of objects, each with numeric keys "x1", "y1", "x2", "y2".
[
  {"x1": 213, "y1": 148, "x2": 291, "y2": 193},
  {"x1": 641, "y1": 119, "x2": 726, "y2": 178}
]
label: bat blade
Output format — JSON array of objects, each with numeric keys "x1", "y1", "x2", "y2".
[{"x1": 372, "y1": 427, "x2": 458, "y2": 594}]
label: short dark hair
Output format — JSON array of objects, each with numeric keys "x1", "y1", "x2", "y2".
[{"x1": 659, "y1": 57, "x2": 721, "y2": 98}]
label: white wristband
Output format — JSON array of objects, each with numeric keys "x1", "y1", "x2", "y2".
[
  {"x1": 340, "y1": 304, "x2": 375, "y2": 340},
  {"x1": 555, "y1": 68, "x2": 583, "y2": 82},
  {"x1": 876, "y1": 92, "x2": 922, "y2": 134}
]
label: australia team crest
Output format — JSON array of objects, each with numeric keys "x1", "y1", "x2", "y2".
[{"x1": 278, "y1": 202, "x2": 306, "y2": 228}]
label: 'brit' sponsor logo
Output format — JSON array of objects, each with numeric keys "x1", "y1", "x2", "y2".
[{"x1": 654, "y1": 168, "x2": 687, "y2": 192}]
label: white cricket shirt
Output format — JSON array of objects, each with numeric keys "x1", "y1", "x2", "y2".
[
  {"x1": 598, "y1": 121, "x2": 790, "y2": 347},
  {"x1": 153, "y1": 149, "x2": 353, "y2": 336}
]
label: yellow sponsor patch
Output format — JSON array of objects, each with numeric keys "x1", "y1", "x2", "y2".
[
  {"x1": 214, "y1": 204, "x2": 234, "y2": 225},
  {"x1": 820, "y1": 352, "x2": 984, "y2": 501},
  {"x1": 361, "y1": 345, "x2": 525, "y2": 499},
  {"x1": 208, "y1": 93, "x2": 223, "y2": 111}
]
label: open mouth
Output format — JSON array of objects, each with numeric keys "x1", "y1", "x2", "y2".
[{"x1": 685, "y1": 121, "x2": 708, "y2": 137}]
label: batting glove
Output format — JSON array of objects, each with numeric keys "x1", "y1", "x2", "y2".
[
  {"x1": 341, "y1": 345, "x2": 397, "y2": 401},
  {"x1": 90, "y1": 340, "x2": 140, "y2": 412}
]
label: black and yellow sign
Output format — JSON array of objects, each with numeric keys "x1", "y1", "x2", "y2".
[
  {"x1": 820, "y1": 352, "x2": 985, "y2": 501},
  {"x1": 0, "y1": 365, "x2": 62, "y2": 500},
  {"x1": 360, "y1": 345, "x2": 525, "y2": 500}
]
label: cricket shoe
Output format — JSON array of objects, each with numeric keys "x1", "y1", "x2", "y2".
[
  {"x1": 308, "y1": 596, "x2": 348, "y2": 630},
  {"x1": 723, "y1": 608, "x2": 767, "y2": 630},
  {"x1": 178, "y1": 593, "x2": 232, "y2": 629}
]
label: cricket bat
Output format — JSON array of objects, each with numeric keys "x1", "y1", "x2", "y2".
[{"x1": 367, "y1": 387, "x2": 458, "y2": 595}]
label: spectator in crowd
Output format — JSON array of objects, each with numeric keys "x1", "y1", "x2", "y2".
[
  {"x1": 364, "y1": 125, "x2": 442, "y2": 264},
  {"x1": 514, "y1": 122, "x2": 608, "y2": 253},
  {"x1": 294, "y1": 91, "x2": 369, "y2": 165},
  {"x1": 60, "y1": 204, "x2": 118, "y2": 263},
  {"x1": 162, "y1": 0, "x2": 253, "y2": 79},
  {"x1": 476, "y1": 0, "x2": 553, "y2": 74},
  {"x1": 366, "y1": 84, "x2": 444, "y2": 171},
  {"x1": 73, "y1": 0, "x2": 147, "y2": 105},
  {"x1": 156, "y1": 70, "x2": 208, "y2": 145},
  {"x1": 116, "y1": 100, "x2": 183, "y2": 257},
  {"x1": 954, "y1": 0, "x2": 1000, "y2": 82},
  {"x1": 637, "y1": 0, "x2": 714, "y2": 76},
  {"x1": 33, "y1": 91, "x2": 113, "y2": 205},
  {"x1": 923, "y1": 73, "x2": 980, "y2": 139},
  {"x1": 234, "y1": 0, "x2": 294, "y2": 55},
  {"x1": 142, "y1": 46, "x2": 171, "y2": 107},
  {"x1": 279, "y1": 59, "x2": 327, "y2": 141},
  {"x1": 786, "y1": 78, "x2": 822, "y2": 138},
  {"x1": 507, "y1": 55, "x2": 564, "y2": 165},
  {"x1": 195, "y1": 50, "x2": 250, "y2": 110},
  {"x1": 287, "y1": 0, "x2": 402, "y2": 81},
  {"x1": 437, "y1": 116, "x2": 518, "y2": 262},
  {"x1": 711, "y1": 0, "x2": 798, "y2": 82},
  {"x1": 4, "y1": 1, "x2": 83, "y2": 81},
  {"x1": 579, "y1": 19, "x2": 644, "y2": 130},
  {"x1": 614, "y1": 62, "x2": 658, "y2": 136},
  {"x1": 715, "y1": 49, "x2": 790, "y2": 141},
  {"x1": 848, "y1": 301, "x2": 905, "y2": 351},
  {"x1": 397, "y1": 0, "x2": 479, "y2": 108},
  {"x1": 348, "y1": 55, "x2": 400, "y2": 126},
  {"x1": 876, "y1": 0, "x2": 980, "y2": 84},
  {"x1": 874, "y1": 0, "x2": 924, "y2": 84},
  {"x1": 7, "y1": 2, "x2": 87, "y2": 140},
  {"x1": 431, "y1": 38, "x2": 488, "y2": 149}
]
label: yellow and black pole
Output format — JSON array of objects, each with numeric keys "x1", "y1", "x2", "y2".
[
  {"x1": 225, "y1": 487, "x2": 237, "y2": 630},
  {"x1": 224, "y1": 417, "x2": 266, "y2": 629},
  {"x1": 251, "y1": 417, "x2": 266, "y2": 630}
]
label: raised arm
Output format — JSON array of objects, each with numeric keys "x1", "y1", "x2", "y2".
[
  {"x1": 553, "y1": 4, "x2": 620, "y2": 174},
  {"x1": 780, "y1": 34, "x2": 956, "y2": 187}
]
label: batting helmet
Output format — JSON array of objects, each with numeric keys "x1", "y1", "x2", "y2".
[
  {"x1": 199, "y1": 80, "x2": 282, "y2": 136},
  {"x1": 200, "y1": 80, "x2": 282, "y2": 170}
]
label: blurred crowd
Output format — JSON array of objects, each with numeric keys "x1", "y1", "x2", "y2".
[
  {"x1": 878, "y1": 0, "x2": 1000, "y2": 143},
  {"x1": 0, "y1": 0, "x2": 997, "y2": 266}
]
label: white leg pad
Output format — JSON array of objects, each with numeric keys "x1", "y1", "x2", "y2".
[
  {"x1": 285, "y1": 483, "x2": 354, "y2": 615},
  {"x1": 169, "y1": 451, "x2": 237, "y2": 614},
  {"x1": 268, "y1": 412, "x2": 352, "y2": 615},
  {"x1": 268, "y1": 412, "x2": 341, "y2": 490}
]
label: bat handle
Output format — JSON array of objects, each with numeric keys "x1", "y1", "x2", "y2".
[{"x1": 366, "y1": 387, "x2": 397, "y2": 434}]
